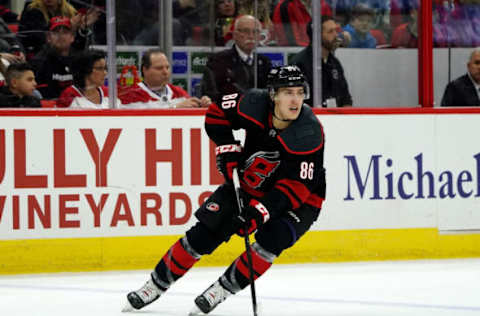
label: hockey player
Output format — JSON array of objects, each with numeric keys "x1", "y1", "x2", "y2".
[{"x1": 122, "y1": 65, "x2": 326, "y2": 314}]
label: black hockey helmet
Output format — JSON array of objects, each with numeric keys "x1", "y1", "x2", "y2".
[{"x1": 267, "y1": 65, "x2": 310, "y2": 100}]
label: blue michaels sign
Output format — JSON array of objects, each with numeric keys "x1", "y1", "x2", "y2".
[{"x1": 344, "y1": 153, "x2": 480, "y2": 200}]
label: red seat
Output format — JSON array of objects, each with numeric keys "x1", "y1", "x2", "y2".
[
  {"x1": 40, "y1": 100, "x2": 56, "y2": 108},
  {"x1": 7, "y1": 24, "x2": 18, "y2": 33}
]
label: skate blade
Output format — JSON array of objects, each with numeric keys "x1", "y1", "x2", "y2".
[
  {"x1": 121, "y1": 300, "x2": 135, "y2": 313},
  {"x1": 188, "y1": 305, "x2": 203, "y2": 315}
]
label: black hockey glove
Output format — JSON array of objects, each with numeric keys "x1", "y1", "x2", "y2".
[
  {"x1": 215, "y1": 142, "x2": 242, "y2": 181},
  {"x1": 237, "y1": 198, "x2": 270, "y2": 236}
]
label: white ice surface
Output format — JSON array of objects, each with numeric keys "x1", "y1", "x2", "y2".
[{"x1": 1, "y1": 258, "x2": 479, "y2": 316}]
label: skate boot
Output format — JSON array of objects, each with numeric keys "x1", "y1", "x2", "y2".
[
  {"x1": 122, "y1": 277, "x2": 164, "y2": 312},
  {"x1": 191, "y1": 280, "x2": 232, "y2": 314}
]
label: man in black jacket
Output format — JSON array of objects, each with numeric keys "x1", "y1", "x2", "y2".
[
  {"x1": 30, "y1": 17, "x2": 77, "y2": 100},
  {"x1": 292, "y1": 17, "x2": 352, "y2": 107},
  {"x1": 200, "y1": 15, "x2": 271, "y2": 104},
  {"x1": 441, "y1": 49, "x2": 480, "y2": 107},
  {"x1": 0, "y1": 63, "x2": 41, "y2": 108}
]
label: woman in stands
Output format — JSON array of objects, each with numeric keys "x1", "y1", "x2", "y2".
[{"x1": 57, "y1": 49, "x2": 113, "y2": 108}]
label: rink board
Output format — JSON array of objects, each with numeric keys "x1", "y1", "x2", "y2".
[
  {"x1": 1, "y1": 229, "x2": 480, "y2": 274},
  {"x1": 0, "y1": 108, "x2": 479, "y2": 274}
]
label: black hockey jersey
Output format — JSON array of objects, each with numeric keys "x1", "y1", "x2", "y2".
[{"x1": 205, "y1": 89, "x2": 326, "y2": 218}]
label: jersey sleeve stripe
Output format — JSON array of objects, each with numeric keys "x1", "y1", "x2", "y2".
[
  {"x1": 275, "y1": 184, "x2": 301, "y2": 209},
  {"x1": 207, "y1": 103, "x2": 225, "y2": 117},
  {"x1": 305, "y1": 193, "x2": 324, "y2": 209},
  {"x1": 276, "y1": 178, "x2": 311, "y2": 202},
  {"x1": 205, "y1": 116, "x2": 230, "y2": 126}
]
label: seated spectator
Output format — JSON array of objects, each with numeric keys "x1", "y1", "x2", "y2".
[
  {"x1": 391, "y1": 0, "x2": 418, "y2": 48},
  {"x1": 0, "y1": 62, "x2": 41, "y2": 108},
  {"x1": 57, "y1": 49, "x2": 112, "y2": 108},
  {"x1": 0, "y1": 16, "x2": 26, "y2": 59},
  {"x1": 172, "y1": 0, "x2": 210, "y2": 45},
  {"x1": 119, "y1": 49, "x2": 211, "y2": 108},
  {"x1": 200, "y1": 15, "x2": 272, "y2": 104},
  {"x1": 390, "y1": 0, "x2": 418, "y2": 30},
  {"x1": 75, "y1": 0, "x2": 105, "y2": 45},
  {"x1": 237, "y1": 0, "x2": 273, "y2": 45},
  {"x1": 292, "y1": 17, "x2": 352, "y2": 107},
  {"x1": 214, "y1": 0, "x2": 238, "y2": 46},
  {"x1": 343, "y1": 3, "x2": 378, "y2": 48},
  {"x1": 272, "y1": 0, "x2": 332, "y2": 46},
  {"x1": 441, "y1": 48, "x2": 480, "y2": 107},
  {"x1": 18, "y1": 0, "x2": 99, "y2": 59},
  {"x1": 30, "y1": 17, "x2": 77, "y2": 100},
  {"x1": 331, "y1": 0, "x2": 391, "y2": 31},
  {"x1": 116, "y1": 0, "x2": 190, "y2": 46},
  {"x1": 0, "y1": 0, "x2": 19, "y2": 23}
]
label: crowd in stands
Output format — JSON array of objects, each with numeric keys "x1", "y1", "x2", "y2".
[{"x1": 0, "y1": 0, "x2": 480, "y2": 108}]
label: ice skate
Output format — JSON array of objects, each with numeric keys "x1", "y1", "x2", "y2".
[
  {"x1": 192, "y1": 280, "x2": 232, "y2": 314},
  {"x1": 122, "y1": 277, "x2": 163, "y2": 312}
]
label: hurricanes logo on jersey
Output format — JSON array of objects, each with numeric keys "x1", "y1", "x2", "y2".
[{"x1": 243, "y1": 151, "x2": 281, "y2": 188}]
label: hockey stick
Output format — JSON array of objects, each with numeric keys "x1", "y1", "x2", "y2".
[{"x1": 232, "y1": 168, "x2": 259, "y2": 316}]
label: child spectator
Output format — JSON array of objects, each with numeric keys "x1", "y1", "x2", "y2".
[
  {"x1": 343, "y1": 3, "x2": 378, "y2": 48},
  {"x1": 0, "y1": 62, "x2": 41, "y2": 108}
]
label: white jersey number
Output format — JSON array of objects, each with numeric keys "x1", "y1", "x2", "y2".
[
  {"x1": 221, "y1": 93, "x2": 239, "y2": 109},
  {"x1": 300, "y1": 162, "x2": 314, "y2": 180}
]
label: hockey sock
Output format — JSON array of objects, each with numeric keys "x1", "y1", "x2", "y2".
[
  {"x1": 152, "y1": 236, "x2": 201, "y2": 290},
  {"x1": 220, "y1": 242, "x2": 276, "y2": 293}
]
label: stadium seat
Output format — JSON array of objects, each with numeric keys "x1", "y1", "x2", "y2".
[
  {"x1": 40, "y1": 100, "x2": 56, "y2": 108},
  {"x1": 7, "y1": 23, "x2": 18, "y2": 33}
]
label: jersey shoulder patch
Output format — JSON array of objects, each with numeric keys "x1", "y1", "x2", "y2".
[
  {"x1": 277, "y1": 105, "x2": 324, "y2": 155},
  {"x1": 237, "y1": 89, "x2": 270, "y2": 129}
]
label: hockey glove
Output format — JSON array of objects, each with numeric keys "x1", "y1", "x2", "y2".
[
  {"x1": 237, "y1": 198, "x2": 270, "y2": 236},
  {"x1": 215, "y1": 142, "x2": 242, "y2": 181}
]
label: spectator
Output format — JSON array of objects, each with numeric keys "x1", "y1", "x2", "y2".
[
  {"x1": 172, "y1": 0, "x2": 210, "y2": 45},
  {"x1": 57, "y1": 49, "x2": 112, "y2": 108},
  {"x1": 214, "y1": 0, "x2": 238, "y2": 46},
  {"x1": 0, "y1": 16, "x2": 26, "y2": 60},
  {"x1": 237, "y1": 0, "x2": 273, "y2": 45},
  {"x1": 30, "y1": 16, "x2": 76, "y2": 100},
  {"x1": 0, "y1": 62, "x2": 41, "y2": 108},
  {"x1": 18, "y1": 0, "x2": 99, "y2": 59},
  {"x1": 272, "y1": 0, "x2": 332, "y2": 46},
  {"x1": 75, "y1": 0, "x2": 106, "y2": 45},
  {"x1": 441, "y1": 48, "x2": 480, "y2": 107},
  {"x1": 293, "y1": 16, "x2": 352, "y2": 107},
  {"x1": 200, "y1": 15, "x2": 272, "y2": 104},
  {"x1": 115, "y1": 0, "x2": 191, "y2": 46},
  {"x1": 343, "y1": 3, "x2": 377, "y2": 48},
  {"x1": 237, "y1": 0, "x2": 272, "y2": 26},
  {"x1": 0, "y1": 0, "x2": 19, "y2": 23},
  {"x1": 119, "y1": 49, "x2": 211, "y2": 108},
  {"x1": 391, "y1": 1, "x2": 418, "y2": 48}
]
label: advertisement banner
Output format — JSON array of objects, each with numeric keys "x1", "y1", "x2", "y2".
[{"x1": 0, "y1": 113, "x2": 479, "y2": 242}]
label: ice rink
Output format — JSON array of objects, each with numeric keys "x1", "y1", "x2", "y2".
[{"x1": 1, "y1": 258, "x2": 479, "y2": 316}]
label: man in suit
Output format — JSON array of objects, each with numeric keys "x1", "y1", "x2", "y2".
[
  {"x1": 441, "y1": 48, "x2": 480, "y2": 107},
  {"x1": 200, "y1": 15, "x2": 272, "y2": 104}
]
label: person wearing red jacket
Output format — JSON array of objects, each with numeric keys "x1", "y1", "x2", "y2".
[
  {"x1": 119, "y1": 49, "x2": 211, "y2": 108},
  {"x1": 272, "y1": 0, "x2": 332, "y2": 46}
]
